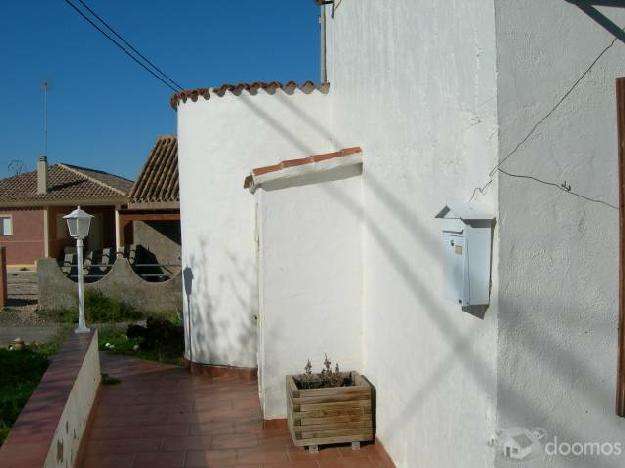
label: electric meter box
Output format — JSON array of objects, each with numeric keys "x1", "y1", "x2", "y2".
[{"x1": 435, "y1": 203, "x2": 494, "y2": 308}]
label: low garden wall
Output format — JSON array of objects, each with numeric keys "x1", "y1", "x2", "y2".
[
  {"x1": 0, "y1": 331, "x2": 100, "y2": 468},
  {"x1": 37, "y1": 257, "x2": 182, "y2": 315}
]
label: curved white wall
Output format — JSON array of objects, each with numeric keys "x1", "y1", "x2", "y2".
[{"x1": 177, "y1": 88, "x2": 332, "y2": 367}]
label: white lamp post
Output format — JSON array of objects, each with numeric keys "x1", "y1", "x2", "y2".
[{"x1": 63, "y1": 206, "x2": 93, "y2": 334}]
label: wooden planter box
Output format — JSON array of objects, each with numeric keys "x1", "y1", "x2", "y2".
[{"x1": 286, "y1": 372, "x2": 374, "y2": 452}]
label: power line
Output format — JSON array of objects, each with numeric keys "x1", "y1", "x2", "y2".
[
  {"x1": 64, "y1": 0, "x2": 182, "y2": 93},
  {"x1": 73, "y1": 0, "x2": 184, "y2": 91}
]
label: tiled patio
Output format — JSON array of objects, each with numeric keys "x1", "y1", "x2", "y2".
[{"x1": 80, "y1": 354, "x2": 394, "y2": 468}]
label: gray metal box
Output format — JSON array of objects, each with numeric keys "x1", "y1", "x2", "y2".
[{"x1": 436, "y1": 204, "x2": 494, "y2": 308}]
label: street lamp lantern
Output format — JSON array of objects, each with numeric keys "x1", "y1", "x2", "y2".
[
  {"x1": 64, "y1": 206, "x2": 92, "y2": 239},
  {"x1": 63, "y1": 206, "x2": 93, "y2": 334}
]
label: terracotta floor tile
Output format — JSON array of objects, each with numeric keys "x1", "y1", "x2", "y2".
[
  {"x1": 85, "y1": 437, "x2": 163, "y2": 454},
  {"x1": 184, "y1": 449, "x2": 238, "y2": 466},
  {"x1": 79, "y1": 355, "x2": 394, "y2": 468},
  {"x1": 256, "y1": 430, "x2": 292, "y2": 448},
  {"x1": 163, "y1": 435, "x2": 212, "y2": 451},
  {"x1": 90, "y1": 424, "x2": 189, "y2": 440},
  {"x1": 316, "y1": 458, "x2": 376, "y2": 468},
  {"x1": 287, "y1": 447, "x2": 343, "y2": 462},
  {"x1": 235, "y1": 447, "x2": 290, "y2": 464},
  {"x1": 189, "y1": 420, "x2": 235, "y2": 435},
  {"x1": 337, "y1": 444, "x2": 378, "y2": 457},
  {"x1": 132, "y1": 451, "x2": 186, "y2": 467},
  {"x1": 263, "y1": 461, "x2": 321, "y2": 468},
  {"x1": 81, "y1": 453, "x2": 135, "y2": 468},
  {"x1": 211, "y1": 432, "x2": 259, "y2": 449}
]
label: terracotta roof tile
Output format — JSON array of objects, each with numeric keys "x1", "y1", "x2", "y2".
[
  {"x1": 129, "y1": 136, "x2": 179, "y2": 207},
  {"x1": 244, "y1": 147, "x2": 362, "y2": 189},
  {"x1": 170, "y1": 80, "x2": 330, "y2": 109},
  {"x1": 0, "y1": 163, "x2": 132, "y2": 204}
]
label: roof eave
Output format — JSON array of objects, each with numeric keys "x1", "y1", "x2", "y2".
[{"x1": 0, "y1": 197, "x2": 128, "y2": 208}]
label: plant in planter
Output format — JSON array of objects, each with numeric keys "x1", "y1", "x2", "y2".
[{"x1": 286, "y1": 355, "x2": 374, "y2": 453}]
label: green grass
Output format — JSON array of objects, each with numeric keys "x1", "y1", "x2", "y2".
[
  {"x1": 97, "y1": 324, "x2": 183, "y2": 366},
  {"x1": 40, "y1": 292, "x2": 180, "y2": 325},
  {"x1": 0, "y1": 327, "x2": 69, "y2": 447}
]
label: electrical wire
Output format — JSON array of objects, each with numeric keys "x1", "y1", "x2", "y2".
[
  {"x1": 489, "y1": 36, "x2": 618, "y2": 179},
  {"x1": 64, "y1": 0, "x2": 182, "y2": 93},
  {"x1": 498, "y1": 168, "x2": 618, "y2": 210},
  {"x1": 73, "y1": 0, "x2": 184, "y2": 91},
  {"x1": 469, "y1": 33, "x2": 621, "y2": 209}
]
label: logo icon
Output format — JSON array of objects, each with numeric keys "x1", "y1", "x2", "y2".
[{"x1": 490, "y1": 427, "x2": 547, "y2": 463}]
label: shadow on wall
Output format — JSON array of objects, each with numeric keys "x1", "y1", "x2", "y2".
[
  {"x1": 565, "y1": 1, "x2": 625, "y2": 45},
  {"x1": 182, "y1": 237, "x2": 257, "y2": 368},
  {"x1": 235, "y1": 86, "x2": 624, "y2": 466},
  {"x1": 322, "y1": 169, "x2": 623, "y2": 467}
]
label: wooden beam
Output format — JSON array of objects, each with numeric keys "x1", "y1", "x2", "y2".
[
  {"x1": 616, "y1": 77, "x2": 625, "y2": 417},
  {"x1": 118, "y1": 212, "x2": 180, "y2": 222},
  {"x1": 127, "y1": 201, "x2": 179, "y2": 210}
]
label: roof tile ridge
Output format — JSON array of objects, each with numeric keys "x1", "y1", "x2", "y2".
[
  {"x1": 160, "y1": 139, "x2": 179, "y2": 201},
  {"x1": 57, "y1": 163, "x2": 128, "y2": 197},
  {"x1": 138, "y1": 138, "x2": 166, "y2": 201},
  {"x1": 170, "y1": 81, "x2": 331, "y2": 109}
]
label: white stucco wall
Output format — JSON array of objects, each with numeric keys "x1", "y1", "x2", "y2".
[
  {"x1": 494, "y1": 2, "x2": 625, "y2": 467},
  {"x1": 325, "y1": 2, "x2": 500, "y2": 467},
  {"x1": 255, "y1": 164, "x2": 364, "y2": 418},
  {"x1": 177, "y1": 88, "x2": 332, "y2": 367}
]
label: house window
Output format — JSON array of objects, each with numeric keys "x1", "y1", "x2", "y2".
[{"x1": 0, "y1": 215, "x2": 13, "y2": 236}]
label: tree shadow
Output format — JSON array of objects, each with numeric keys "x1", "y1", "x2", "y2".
[{"x1": 180, "y1": 81, "x2": 625, "y2": 466}]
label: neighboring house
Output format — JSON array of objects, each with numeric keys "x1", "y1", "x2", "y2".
[
  {"x1": 118, "y1": 135, "x2": 180, "y2": 269},
  {"x1": 0, "y1": 157, "x2": 132, "y2": 267},
  {"x1": 173, "y1": 2, "x2": 625, "y2": 467}
]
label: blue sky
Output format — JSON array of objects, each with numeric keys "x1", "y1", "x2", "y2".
[{"x1": 0, "y1": 1, "x2": 320, "y2": 181}]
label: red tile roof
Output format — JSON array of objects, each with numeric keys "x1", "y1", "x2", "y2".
[
  {"x1": 244, "y1": 147, "x2": 363, "y2": 189},
  {"x1": 129, "y1": 136, "x2": 179, "y2": 208},
  {"x1": 170, "y1": 80, "x2": 330, "y2": 109},
  {"x1": 0, "y1": 163, "x2": 132, "y2": 204}
]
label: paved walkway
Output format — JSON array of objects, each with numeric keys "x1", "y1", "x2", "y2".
[{"x1": 80, "y1": 354, "x2": 394, "y2": 468}]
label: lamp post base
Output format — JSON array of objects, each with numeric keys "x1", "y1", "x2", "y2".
[{"x1": 74, "y1": 326, "x2": 90, "y2": 334}]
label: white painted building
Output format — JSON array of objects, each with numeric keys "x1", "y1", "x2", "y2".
[{"x1": 175, "y1": 2, "x2": 625, "y2": 467}]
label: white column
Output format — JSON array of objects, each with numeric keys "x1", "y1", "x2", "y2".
[
  {"x1": 114, "y1": 206, "x2": 122, "y2": 254},
  {"x1": 75, "y1": 237, "x2": 89, "y2": 333},
  {"x1": 43, "y1": 208, "x2": 50, "y2": 258}
]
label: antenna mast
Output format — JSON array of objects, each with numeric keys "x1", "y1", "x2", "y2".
[{"x1": 42, "y1": 80, "x2": 49, "y2": 155}]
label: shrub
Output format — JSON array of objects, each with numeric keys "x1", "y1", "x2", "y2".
[
  {"x1": 84, "y1": 290, "x2": 142, "y2": 323},
  {"x1": 296, "y1": 355, "x2": 353, "y2": 390},
  {"x1": 127, "y1": 318, "x2": 184, "y2": 360}
]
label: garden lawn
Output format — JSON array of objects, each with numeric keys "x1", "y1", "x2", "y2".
[{"x1": 0, "y1": 337, "x2": 63, "y2": 446}]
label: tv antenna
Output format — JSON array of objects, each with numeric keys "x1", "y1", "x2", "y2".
[
  {"x1": 8, "y1": 160, "x2": 26, "y2": 177},
  {"x1": 41, "y1": 80, "x2": 51, "y2": 155}
]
